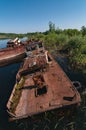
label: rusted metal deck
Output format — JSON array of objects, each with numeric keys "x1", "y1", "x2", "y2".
[{"x1": 7, "y1": 49, "x2": 81, "y2": 121}]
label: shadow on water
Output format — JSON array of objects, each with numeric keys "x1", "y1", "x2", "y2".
[
  {"x1": 56, "y1": 55, "x2": 86, "y2": 89},
  {"x1": 0, "y1": 63, "x2": 22, "y2": 130}
]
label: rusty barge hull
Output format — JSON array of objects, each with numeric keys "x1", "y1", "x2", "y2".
[
  {"x1": 7, "y1": 49, "x2": 81, "y2": 121},
  {"x1": 0, "y1": 46, "x2": 26, "y2": 67},
  {"x1": 0, "y1": 52, "x2": 26, "y2": 66}
]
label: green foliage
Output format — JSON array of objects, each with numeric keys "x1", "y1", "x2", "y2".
[
  {"x1": 63, "y1": 36, "x2": 86, "y2": 70},
  {"x1": 81, "y1": 26, "x2": 86, "y2": 36},
  {"x1": 55, "y1": 34, "x2": 69, "y2": 49},
  {"x1": 44, "y1": 32, "x2": 69, "y2": 50},
  {"x1": 65, "y1": 36, "x2": 83, "y2": 53},
  {"x1": 0, "y1": 33, "x2": 26, "y2": 39},
  {"x1": 44, "y1": 32, "x2": 57, "y2": 50},
  {"x1": 63, "y1": 29, "x2": 81, "y2": 37},
  {"x1": 55, "y1": 27, "x2": 63, "y2": 34},
  {"x1": 49, "y1": 21, "x2": 56, "y2": 32}
]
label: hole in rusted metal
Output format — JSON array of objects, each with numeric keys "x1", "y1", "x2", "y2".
[{"x1": 35, "y1": 86, "x2": 47, "y2": 97}]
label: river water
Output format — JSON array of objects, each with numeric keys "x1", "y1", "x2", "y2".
[
  {"x1": 0, "y1": 40, "x2": 86, "y2": 130},
  {"x1": 0, "y1": 39, "x2": 22, "y2": 130}
]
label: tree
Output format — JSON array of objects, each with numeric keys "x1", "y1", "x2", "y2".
[
  {"x1": 81, "y1": 26, "x2": 86, "y2": 36},
  {"x1": 49, "y1": 21, "x2": 55, "y2": 32}
]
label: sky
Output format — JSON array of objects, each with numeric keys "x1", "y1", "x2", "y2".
[{"x1": 0, "y1": 0, "x2": 86, "y2": 33}]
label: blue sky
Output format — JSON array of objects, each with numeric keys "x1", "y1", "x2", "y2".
[{"x1": 0, "y1": 0, "x2": 86, "y2": 33}]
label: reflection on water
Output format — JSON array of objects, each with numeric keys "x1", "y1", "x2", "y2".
[
  {"x1": 0, "y1": 63, "x2": 21, "y2": 130},
  {"x1": 0, "y1": 39, "x2": 10, "y2": 48},
  {"x1": 0, "y1": 40, "x2": 22, "y2": 130}
]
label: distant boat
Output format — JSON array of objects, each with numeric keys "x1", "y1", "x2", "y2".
[
  {"x1": 0, "y1": 37, "x2": 29, "y2": 67},
  {"x1": 7, "y1": 41, "x2": 81, "y2": 121}
]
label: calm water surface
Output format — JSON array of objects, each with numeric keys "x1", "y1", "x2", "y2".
[
  {"x1": 0, "y1": 40, "x2": 22, "y2": 130},
  {"x1": 0, "y1": 63, "x2": 21, "y2": 130}
]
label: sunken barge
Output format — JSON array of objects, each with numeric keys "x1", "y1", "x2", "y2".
[{"x1": 6, "y1": 41, "x2": 81, "y2": 121}]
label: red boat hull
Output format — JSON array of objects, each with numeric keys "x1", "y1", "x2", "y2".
[{"x1": 0, "y1": 45, "x2": 26, "y2": 67}]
